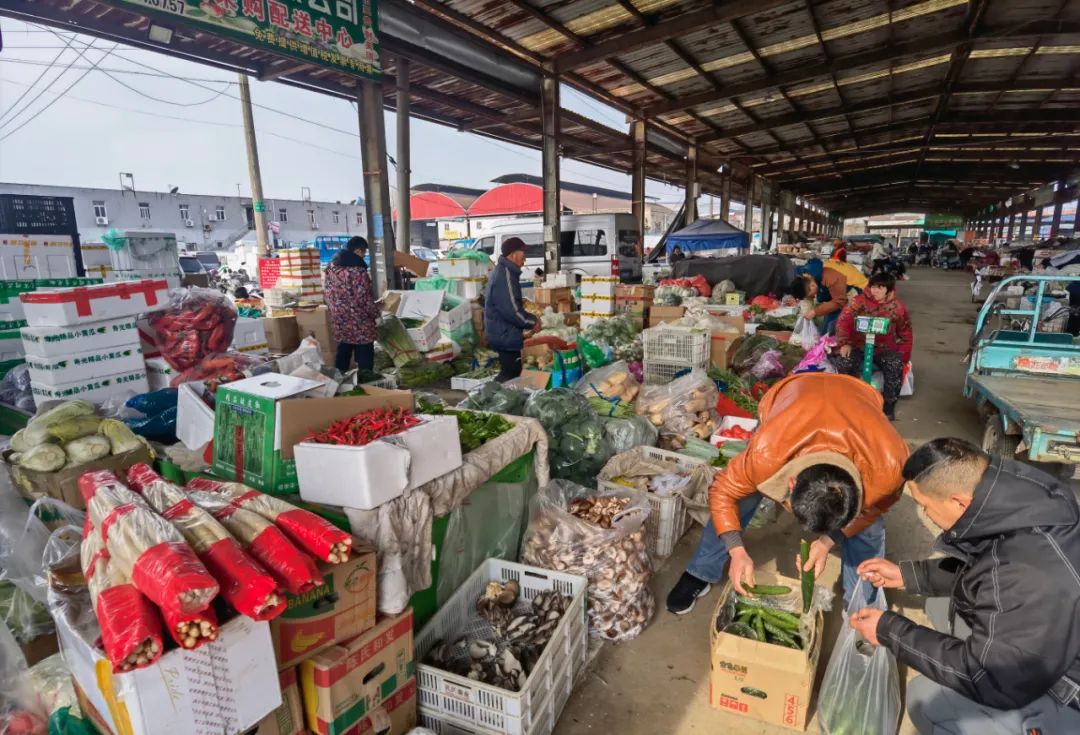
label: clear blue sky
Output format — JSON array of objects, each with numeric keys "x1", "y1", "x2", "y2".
[{"x1": 0, "y1": 18, "x2": 702, "y2": 208}]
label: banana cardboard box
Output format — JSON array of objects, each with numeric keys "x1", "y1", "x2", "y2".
[{"x1": 270, "y1": 545, "x2": 377, "y2": 670}]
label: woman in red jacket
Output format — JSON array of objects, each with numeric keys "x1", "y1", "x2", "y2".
[{"x1": 832, "y1": 272, "x2": 913, "y2": 420}]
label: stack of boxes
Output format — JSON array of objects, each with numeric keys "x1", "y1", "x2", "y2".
[
  {"x1": 18, "y1": 280, "x2": 166, "y2": 405},
  {"x1": 294, "y1": 306, "x2": 336, "y2": 365},
  {"x1": 615, "y1": 284, "x2": 655, "y2": 330},
  {"x1": 81, "y1": 231, "x2": 183, "y2": 288},
  {"x1": 274, "y1": 248, "x2": 324, "y2": 305},
  {"x1": 533, "y1": 286, "x2": 573, "y2": 314},
  {"x1": 438, "y1": 255, "x2": 491, "y2": 302},
  {"x1": 580, "y1": 275, "x2": 619, "y2": 330}
]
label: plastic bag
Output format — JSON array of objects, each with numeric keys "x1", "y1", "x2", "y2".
[
  {"x1": 443, "y1": 248, "x2": 490, "y2": 262},
  {"x1": 635, "y1": 369, "x2": 718, "y2": 441},
  {"x1": 732, "y1": 334, "x2": 782, "y2": 376},
  {"x1": 750, "y1": 349, "x2": 786, "y2": 380},
  {"x1": 550, "y1": 349, "x2": 583, "y2": 389},
  {"x1": 791, "y1": 316, "x2": 820, "y2": 348},
  {"x1": 574, "y1": 361, "x2": 638, "y2": 404},
  {"x1": 459, "y1": 381, "x2": 529, "y2": 415},
  {"x1": 169, "y1": 352, "x2": 270, "y2": 392},
  {"x1": 794, "y1": 335, "x2": 837, "y2": 374},
  {"x1": 709, "y1": 279, "x2": 737, "y2": 304},
  {"x1": 0, "y1": 620, "x2": 48, "y2": 735},
  {"x1": 26, "y1": 655, "x2": 78, "y2": 723},
  {"x1": 525, "y1": 389, "x2": 614, "y2": 482},
  {"x1": 520, "y1": 481, "x2": 654, "y2": 641},
  {"x1": 818, "y1": 581, "x2": 901, "y2": 735},
  {"x1": 600, "y1": 416, "x2": 658, "y2": 454},
  {"x1": 148, "y1": 288, "x2": 238, "y2": 371}
]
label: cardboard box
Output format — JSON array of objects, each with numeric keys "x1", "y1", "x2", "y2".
[
  {"x1": 255, "y1": 668, "x2": 305, "y2": 735},
  {"x1": 648, "y1": 305, "x2": 685, "y2": 327},
  {"x1": 9, "y1": 445, "x2": 153, "y2": 509},
  {"x1": 710, "y1": 332, "x2": 743, "y2": 371},
  {"x1": 264, "y1": 315, "x2": 300, "y2": 353},
  {"x1": 615, "y1": 284, "x2": 655, "y2": 320},
  {"x1": 19, "y1": 279, "x2": 168, "y2": 327},
  {"x1": 213, "y1": 375, "x2": 411, "y2": 495},
  {"x1": 25, "y1": 343, "x2": 144, "y2": 387},
  {"x1": 709, "y1": 572, "x2": 822, "y2": 731},
  {"x1": 20, "y1": 316, "x2": 139, "y2": 359},
  {"x1": 294, "y1": 306, "x2": 335, "y2": 352},
  {"x1": 295, "y1": 414, "x2": 462, "y2": 508},
  {"x1": 270, "y1": 548, "x2": 377, "y2": 670},
  {"x1": 393, "y1": 250, "x2": 429, "y2": 278},
  {"x1": 534, "y1": 287, "x2": 572, "y2": 308},
  {"x1": 300, "y1": 611, "x2": 416, "y2": 735},
  {"x1": 232, "y1": 317, "x2": 269, "y2": 355},
  {"x1": 391, "y1": 290, "x2": 442, "y2": 352},
  {"x1": 59, "y1": 611, "x2": 280, "y2": 735},
  {"x1": 145, "y1": 356, "x2": 175, "y2": 391},
  {"x1": 30, "y1": 369, "x2": 149, "y2": 405}
]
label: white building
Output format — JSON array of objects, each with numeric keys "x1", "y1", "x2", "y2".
[{"x1": 0, "y1": 182, "x2": 366, "y2": 251}]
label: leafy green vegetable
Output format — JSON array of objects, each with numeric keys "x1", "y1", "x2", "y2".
[
  {"x1": 400, "y1": 317, "x2": 426, "y2": 329},
  {"x1": 339, "y1": 386, "x2": 368, "y2": 397},
  {"x1": 393, "y1": 360, "x2": 453, "y2": 388},
  {"x1": 377, "y1": 316, "x2": 421, "y2": 367},
  {"x1": 460, "y1": 381, "x2": 528, "y2": 414},
  {"x1": 451, "y1": 410, "x2": 513, "y2": 453}
]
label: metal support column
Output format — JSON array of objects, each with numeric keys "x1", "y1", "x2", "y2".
[
  {"x1": 395, "y1": 60, "x2": 411, "y2": 253},
  {"x1": 541, "y1": 69, "x2": 561, "y2": 274},
  {"x1": 1050, "y1": 201, "x2": 1064, "y2": 237},
  {"x1": 1032, "y1": 206, "x2": 1043, "y2": 240},
  {"x1": 358, "y1": 80, "x2": 397, "y2": 295},
  {"x1": 684, "y1": 144, "x2": 699, "y2": 224},
  {"x1": 1007, "y1": 213, "x2": 1015, "y2": 241},
  {"x1": 719, "y1": 172, "x2": 731, "y2": 222},
  {"x1": 631, "y1": 118, "x2": 646, "y2": 258},
  {"x1": 1019, "y1": 210, "x2": 1029, "y2": 241}
]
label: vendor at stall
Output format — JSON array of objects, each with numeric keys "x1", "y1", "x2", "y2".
[
  {"x1": 666, "y1": 372, "x2": 908, "y2": 614},
  {"x1": 324, "y1": 236, "x2": 379, "y2": 372},
  {"x1": 831, "y1": 272, "x2": 913, "y2": 420},
  {"x1": 485, "y1": 237, "x2": 538, "y2": 382},
  {"x1": 791, "y1": 257, "x2": 848, "y2": 334},
  {"x1": 853, "y1": 438, "x2": 1080, "y2": 734},
  {"x1": 825, "y1": 248, "x2": 869, "y2": 291}
]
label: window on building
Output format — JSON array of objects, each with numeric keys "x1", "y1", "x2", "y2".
[
  {"x1": 307, "y1": 209, "x2": 317, "y2": 227},
  {"x1": 139, "y1": 202, "x2": 151, "y2": 220},
  {"x1": 355, "y1": 211, "x2": 362, "y2": 226},
  {"x1": 279, "y1": 208, "x2": 289, "y2": 223},
  {"x1": 92, "y1": 201, "x2": 107, "y2": 219},
  {"x1": 332, "y1": 211, "x2": 340, "y2": 224},
  {"x1": 559, "y1": 229, "x2": 607, "y2": 257},
  {"x1": 215, "y1": 206, "x2": 226, "y2": 221},
  {"x1": 179, "y1": 204, "x2": 190, "y2": 221}
]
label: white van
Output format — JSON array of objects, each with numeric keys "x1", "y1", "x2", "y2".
[{"x1": 473, "y1": 213, "x2": 642, "y2": 282}]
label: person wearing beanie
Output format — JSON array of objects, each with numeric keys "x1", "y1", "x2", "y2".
[{"x1": 485, "y1": 237, "x2": 537, "y2": 381}]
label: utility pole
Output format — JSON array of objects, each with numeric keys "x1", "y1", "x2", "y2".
[
  {"x1": 396, "y1": 60, "x2": 411, "y2": 253},
  {"x1": 238, "y1": 73, "x2": 270, "y2": 257}
]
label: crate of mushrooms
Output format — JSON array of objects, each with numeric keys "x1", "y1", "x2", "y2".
[
  {"x1": 521, "y1": 482, "x2": 655, "y2": 642},
  {"x1": 415, "y1": 558, "x2": 588, "y2": 735}
]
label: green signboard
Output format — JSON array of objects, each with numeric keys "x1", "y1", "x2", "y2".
[
  {"x1": 112, "y1": 0, "x2": 380, "y2": 78},
  {"x1": 924, "y1": 213, "x2": 963, "y2": 229}
]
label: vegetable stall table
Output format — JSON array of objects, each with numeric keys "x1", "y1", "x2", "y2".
[{"x1": 340, "y1": 413, "x2": 549, "y2": 628}]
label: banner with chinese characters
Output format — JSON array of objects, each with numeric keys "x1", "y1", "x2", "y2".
[{"x1": 108, "y1": 0, "x2": 380, "y2": 78}]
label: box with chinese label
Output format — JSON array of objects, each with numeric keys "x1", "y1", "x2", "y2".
[
  {"x1": 20, "y1": 316, "x2": 138, "y2": 359},
  {"x1": 25, "y1": 343, "x2": 144, "y2": 387},
  {"x1": 30, "y1": 369, "x2": 149, "y2": 406},
  {"x1": 254, "y1": 667, "x2": 305, "y2": 735},
  {"x1": 19, "y1": 279, "x2": 168, "y2": 327}
]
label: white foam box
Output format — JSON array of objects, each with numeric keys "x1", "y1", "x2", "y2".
[
  {"x1": 439, "y1": 299, "x2": 471, "y2": 332},
  {"x1": 20, "y1": 279, "x2": 169, "y2": 327},
  {"x1": 177, "y1": 379, "x2": 214, "y2": 449},
  {"x1": 581, "y1": 294, "x2": 617, "y2": 315},
  {"x1": 294, "y1": 414, "x2": 462, "y2": 509},
  {"x1": 710, "y1": 416, "x2": 760, "y2": 446},
  {"x1": 580, "y1": 275, "x2": 619, "y2": 298},
  {"x1": 231, "y1": 317, "x2": 269, "y2": 355},
  {"x1": 145, "y1": 356, "x2": 176, "y2": 391},
  {"x1": 57, "y1": 610, "x2": 280, "y2": 735},
  {"x1": 20, "y1": 316, "x2": 139, "y2": 359},
  {"x1": 543, "y1": 271, "x2": 573, "y2": 288},
  {"x1": 26, "y1": 342, "x2": 144, "y2": 387},
  {"x1": 108, "y1": 231, "x2": 180, "y2": 273},
  {"x1": 31, "y1": 369, "x2": 149, "y2": 405},
  {"x1": 135, "y1": 317, "x2": 161, "y2": 358},
  {"x1": 106, "y1": 269, "x2": 181, "y2": 290},
  {"x1": 436, "y1": 257, "x2": 491, "y2": 279},
  {"x1": 0, "y1": 234, "x2": 78, "y2": 280},
  {"x1": 447, "y1": 277, "x2": 487, "y2": 301},
  {"x1": 394, "y1": 289, "x2": 444, "y2": 352},
  {"x1": 0, "y1": 326, "x2": 24, "y2": 361}
]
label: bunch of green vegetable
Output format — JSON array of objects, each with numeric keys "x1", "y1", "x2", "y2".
[
  {"x1": 525, "y1": 388, "x2": 613, "y2": 482},
  {"x1": 587, "y1": 395, "x2": 635, "y2": 418},
  {"x1": 377, "y1": 316, "x2": 421, "y2": 367},
  {"x1": 456, "y1": 366, "x2": 499, "y2": 381},
  {"x1": 724, "y1": 586, "x2": 804, "y2": 650},
  {"x1": 459, "y1": 381, "x2": 528, "y2": 414},
  {"x1": 417, "y1": 401, "x2": 514, "y2": 453},
  {"x1": 393, "y1": 360, "x2": 454, "y2": 388},
  {"x1": 0, "y1": 581, "x2": 53, "y2": 643},
  {"x1": 756, "y1": 313, "x2": 798, "y2": 331}
]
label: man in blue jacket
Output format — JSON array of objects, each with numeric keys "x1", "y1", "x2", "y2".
[{"x1": 485, "y1": 237, "x2": 537, "y2": 381}]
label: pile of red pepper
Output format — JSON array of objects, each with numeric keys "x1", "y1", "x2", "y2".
[
  {"x1": 150, "y1": 288, "x2": 238, "y2": 371},
  {"x1": 305, "y1": 407, "x2": 421, "y2": 446},
  {"x1": 170, "y1": 352, "x2": 269, "y2": 393}
]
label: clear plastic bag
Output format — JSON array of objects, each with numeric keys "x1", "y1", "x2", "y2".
[
  {"x1": 520, "y1": 481, "x2": 654, "y2": 641},
  {"x1": 750, "y1": 349, "x2": 786, "y2": 380},
  {"x1": 791, "y1": 315, "x2": 820, "y2": 348},
  {"x1": 636, "y1": 369, "x2": 718, "y2": 439},
  {"x1": 574, "y1": 360, "x2": 638, "y2": 404},
  {"x1": 818, "y1": 581, "x2": 901, "y2": 735},
  {"x1": 0, "y1": 620, "x2": 48, "y2": 735},
  {"x1": 600, "y1": 416, "x2": 658, "y2": 454},
  {"x1": 148, "y1": 287, "x2": 238, "y2": 371}
]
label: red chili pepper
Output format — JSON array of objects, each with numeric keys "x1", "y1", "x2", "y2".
[{"x1": 306, "y1": 407, "x2": 421, "y2": 447}]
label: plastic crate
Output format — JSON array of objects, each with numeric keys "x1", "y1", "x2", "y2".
[
  {"x1": 418, "y1": 634, "x2": 585, "y2": 735},
  {"x1": 642, "y1": 360, "x2": 695, "y2": 385},
  {"x1": 642, "y1": 324, "x2": 709, "y2": 368},
  {"x1": 599, "y1": 446, "x2": 712, "y2": 558},
  {"x1": 451, "y1": 374, "x2": 496, "y2": 391},
  {"x1": 415, "y1": 559, "x2": 588, "y2": 735}
]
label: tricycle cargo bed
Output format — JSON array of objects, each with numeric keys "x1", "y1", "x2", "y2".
[{"x1": 968, "y1": 374, "x2": 1080, "y2": 436}]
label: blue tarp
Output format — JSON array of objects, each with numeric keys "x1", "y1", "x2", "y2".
[{"x1": 666, "y1": 218, "x2": 749, "y2": 253}]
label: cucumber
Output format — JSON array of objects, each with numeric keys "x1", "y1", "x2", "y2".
[
  {"x1": 800, "y1": 538, "x2": 813, "y2": 612},
  {"x1": 753, "y1": 613, "x2": 766, "y2": 642},
  {"x1": 763, "y1": 621, "x2": 799, "y2": 647},
  {"x1": 735, "y1": 595, "x2": 775, "y2": 609},
  {"x1": 747, "y1": 584, "x2": 792, "y2": 596},
  {"x1": 760, "y1": 608, "x2": 802, "y2": 630},
  {"x1": 737, "y1": 611, "x2": 754, "y2": 625}
]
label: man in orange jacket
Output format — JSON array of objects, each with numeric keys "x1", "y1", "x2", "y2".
[{"x1": 667, "y1": 372, "x2": 909, "y2": 614}]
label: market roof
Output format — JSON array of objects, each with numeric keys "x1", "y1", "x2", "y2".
[
  {"x1": 492, "y1": 173, "x2": 656, "y2": 201},
  {"x1": 467, "y1": 181, "x2": 633, "y2": 216}
]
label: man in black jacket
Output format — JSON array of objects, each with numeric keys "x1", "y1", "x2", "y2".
[
  {"x1": 484, "y1": 237, "x2": 537, "y2": 382},
  {"x1": 852, "y1": 437, "x2": 1080, "y2": 733}
]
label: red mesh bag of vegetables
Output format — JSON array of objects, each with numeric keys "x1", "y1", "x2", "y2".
[
  {"x1": 126, "y1": 465, "x2": 285, "y2": 622},
  {"x1": 187, "y1": 477, "x2": 352, "y2": 564},
  {"x1": 169, "y1": 352, "x2": 269, "y2": 393},
  {"x1": 81, "y1": 517, "x2": 164, "y2": 672},
  {"x1": 149, "y1": 288, "x2": 238, "y2": 371}
]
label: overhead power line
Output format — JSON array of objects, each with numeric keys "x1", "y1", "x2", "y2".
[{"x1": 0, "y1": 33, "x2": 77, "y2": 125}]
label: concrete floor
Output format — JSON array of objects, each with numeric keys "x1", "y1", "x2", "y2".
[{"x1": 556, "y1": 268, "x2": 985, "y2": 735}]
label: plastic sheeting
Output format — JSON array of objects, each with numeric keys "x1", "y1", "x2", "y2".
[
  {"x1": 598, "y1": 446, "x2": 715, "y2": 527},
  {"x1": 345, "y1": 415, "x2": 549, "y2": 614}
]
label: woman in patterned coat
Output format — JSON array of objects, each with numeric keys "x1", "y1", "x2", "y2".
[{"x1": 324, "y1": 236, "x2": 379, "y2": 372}]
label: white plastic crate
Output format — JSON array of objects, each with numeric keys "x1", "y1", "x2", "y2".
[
  {"x1": 439, "y1": 257, "x2": 492, "y2": 279},
  {"x1": 451, "y1": 374, "x2": 496, "y2": 391},
  {"x1": 642, "y1": 360, "x2": 697, "y2": 385},
  {"x1": 599, "y1": 446, "x2": 712, "y2": 558},
  {"x1": 415, "y1": 559, "x2": 588, "y2": 735},
  {"x1": 418, "y1": 635, "x2": 585, "y2": 735},
  {"x1": 642, "y1": 324, "x2": 709, "y2": 368}
]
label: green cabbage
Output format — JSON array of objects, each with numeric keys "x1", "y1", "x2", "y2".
[{"x1": 17, "y1": 444, "x2": 67, "y2": 472}]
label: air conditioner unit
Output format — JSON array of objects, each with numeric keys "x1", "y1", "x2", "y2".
[
  {"x1": 184, "y1": 219, "x2": 195, "y2": 227},
  {"x1": 95, "y1": 216, "x2": 108, "y2": 225},
  {"x1": 311, "y1": 223, "x2": 319, "y2": 230}
]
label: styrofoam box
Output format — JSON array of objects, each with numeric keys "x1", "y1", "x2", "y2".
[
  {"x1": 710, "y1": 416, "x2": 760, "y2": 446},
  {"x1": 440, "y1": 300, "x2": 472, "y2": 332},
  {"x1": 437, "y1": 257, "x2": 492, "y2": 279},
  {"x1": 106, "y1": 269, "x2": 181, "y2": 290},
  {"x1": 448, "y1": 277, "x2": 487, "y2": 301},
  {"x1": 145, "y1": 356, "x2": 175, "y2": 391},
  {"x1": 0, "y1": 328, "x2": 24, "y2": 361},
  {"x1": 231, "y1": 317, "x2": 269, "y2": 355},
  {"x1": 56, "y1": 609, "x2": 280, "y2": 735},
  {"x1": 295, "y1": 414, "x2": 463, "y2": 509},
  {"x1": 580, "y1": 295, "x2": 616, "y2": 314},
  {"x1": 580, "y1": 276, "x2": 618, "y2": 298},
  {"x1": 177, "y1": 380, "x2": 214, "y2": 449},
  {"x1": 450, "y1": 374, "x2": 495, "y2": 392},
  {"x1": 542, "y1": 272, "x2": 573, "y2": 288},
  {"x1": 20, "y1": 279, "x2": 169, "y2": 327},
  {"x1": 26, "y1": 342, "x2": 144, "y2": 386},
  {"x1": 31, "y1": 369, "x2": 149, "y2": 405},
  {"x1": 136, "y1": 317, "x2": 161, "y2": 358},
  {"x1": 21, "y1": 316, "x2": 139, "y2": 359},
  {"x1": 415, "y1": 559, "x2": 588, "y2": 735},
  {"x1": 0, "y1": 234, "x2": 78, "y2": 280},
  {"x1": 108, "y1": 231, "x2": 180, "y2": 273},
  {"x1": 396, "y1": 290, "x2": 444, "y2": 352}
]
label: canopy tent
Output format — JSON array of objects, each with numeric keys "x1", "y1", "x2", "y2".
[{"x1": 666, "y1": 218, "x2": 749, "y2": 253}]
